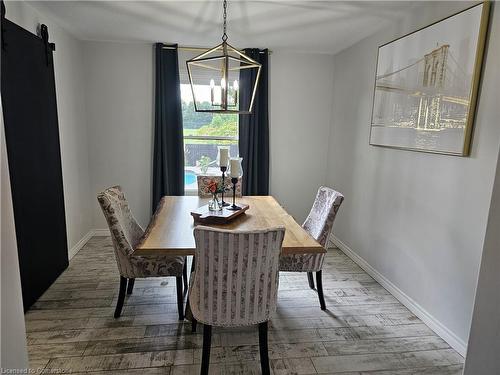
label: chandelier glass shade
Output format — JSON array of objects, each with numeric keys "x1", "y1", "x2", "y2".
[{"x1": 186, "y1": 0, "x2": 261, "y2": 114}]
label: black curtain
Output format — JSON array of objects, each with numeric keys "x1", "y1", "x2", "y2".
[
  {"x1": 238, "y1": 48, "x2": 269, "y2": 195},
  {"x1": 152, "y1": 43, "x2": 184, "y2": 211}
]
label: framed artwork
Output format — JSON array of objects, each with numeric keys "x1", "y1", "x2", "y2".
[{"x1": 369, "y1": 2, "x2": 490, "y2": 156}]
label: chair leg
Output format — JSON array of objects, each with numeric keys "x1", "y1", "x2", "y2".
[
  {"x1": 316, "y1": 270, "x2": 326, "y2": 310},
  {"x1": 183, "y1": 259, "x2": 188, "y2": 293},
  {"x1": 126, "y1": 278, "x2": 135, "y2": 295},
  {"x1": 176, "y1": 276, "x2": 184, "y2": 320},
  {"x1": 201, "y1": 324, "x2": 212, "y2": 375},
  {"x1": 187, "y1": 255, "x2": 196, "y2": 331},
  {"x1": 307, "y1": 272, "x2": 315, "y2": 289},
  {"x1": 114, "y1": 276, "x2": 127, "y2": 318},
  {"x1": 258, "y1": 322, "x2": 270, "y2": 375},
  {"x1": 192, "y1": 317, "x2": 197, "y2": 333}
]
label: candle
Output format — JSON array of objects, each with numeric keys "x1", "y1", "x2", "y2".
[
  {"x1": 230, "y1": 158, "x2": 242, "y2": 178},
  {"x1": 220, "y1": 77, "x2": 226, "y2": 108},
  {"x1": 233, "y1": 80, "x2": 239, "y2": 106},
  {"x1": 219, "y1": 148, "x2": 229, "y2": 167},
  {"x1": 210, "y1": 79, "x2": 215, "y2": 105}
]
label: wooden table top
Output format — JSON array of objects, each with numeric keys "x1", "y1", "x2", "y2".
[{"x1": 135, "y1": 196, "x2": 325, "y2": 256}]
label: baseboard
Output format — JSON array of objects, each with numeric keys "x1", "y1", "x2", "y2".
[
  {"x1": 68, "y1": 230, "x2": 94, "y2": 260},
  {"x1": 92, "y1": 228, "x2": 110, "y2": 236},
  {"x1": 330, "y1": 234, "x2": 467, "y2": 357}
]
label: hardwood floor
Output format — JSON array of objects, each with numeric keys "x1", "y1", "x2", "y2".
[{"x1": 25, "y1": 236, "x2": 464, "y2": 374}]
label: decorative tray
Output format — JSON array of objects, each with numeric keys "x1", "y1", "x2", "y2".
[{"x1": 191, "y1": 204, "x2": 250, "y2": 224}]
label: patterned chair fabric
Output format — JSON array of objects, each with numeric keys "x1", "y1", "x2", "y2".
[
  {"x1": 97, "y1": 186, "x2": 185, "y2": 278},
  {"x1": 189, "y1": 226, "x2": 285, "y2": 327},
  {"x1": 197, "y1": 175, "x2": 242, "y2": 198},
  {"x1": 279, "y1": 186, "x2": 344, "y2": 272}
]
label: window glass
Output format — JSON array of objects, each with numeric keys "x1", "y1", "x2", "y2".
[{"x1": 181, "y1": 83, "x2": 238, "y2": 191}]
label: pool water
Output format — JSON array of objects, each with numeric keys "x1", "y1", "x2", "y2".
[{"x1": 184, "y1": 172, "x2": 197, "y2": 186}]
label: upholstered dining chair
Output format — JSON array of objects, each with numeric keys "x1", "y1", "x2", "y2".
[
  {"x1": 97, "y1": 186, "x2": 187, "y2": 319},
  {"x1": 190, "y1": 226, "x2": 285, "y2": 375},
  {"x1": 196, "y1": 175, "x2": 242, "y2": 198},
  {"x1": 279, "y1": 186, "x2": 344, "y2": 310}
]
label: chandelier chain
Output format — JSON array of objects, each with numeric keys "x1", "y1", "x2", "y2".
[{"x1": 222, "y1": 0, "x2": 228, "y2": 42}]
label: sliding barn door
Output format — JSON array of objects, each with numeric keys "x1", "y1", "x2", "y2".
[{"x1": 1, "y1": 18, "x2": 69, "y2": 310}]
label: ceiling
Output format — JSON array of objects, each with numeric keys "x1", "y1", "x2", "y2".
[{"x1": 28, "y1": 1, "x2": 419, "y2": 54}]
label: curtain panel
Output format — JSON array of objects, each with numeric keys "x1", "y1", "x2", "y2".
[
  {"x1": 238, "y1": 48, "x2": 269, "y2": 196},
  {"x1": 152, "y1": 43, "x2": 184, "y2": 212}
]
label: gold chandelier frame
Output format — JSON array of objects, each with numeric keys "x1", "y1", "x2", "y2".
[{"x1": 185, "y1": 0, "x2": 262, "y2": 114}]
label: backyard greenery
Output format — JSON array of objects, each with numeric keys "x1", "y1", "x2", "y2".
[
  {"x1": 182, "y1": 101, "x2": 214, "y2": 129},
  {"x1": 182, "y1": 100, "x2": 238, "y2": 143},
  {"x1": 182, "y1": 100, "x2": 239, "y2": 170}
]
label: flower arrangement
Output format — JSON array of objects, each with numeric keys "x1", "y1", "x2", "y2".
[
  {"x1": 205, "y1": 179, "x2": 230, "y2": 211},
  {"x1": 206, "y1": 179, "x2": 229, "y2": 195}
]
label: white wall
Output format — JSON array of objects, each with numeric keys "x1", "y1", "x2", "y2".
[
  {"x1": 464, "y1": 148, "x2": 500, "y2": 374},
  {"x1": 326, "y1": 1, "x2": 500, "y2": 354},
  {"x1": 1, "y1": 104, "x2": 29, "y2": 369},
  {"x1": 5, "y1": 1, "x2": 93, "y2": 255},
  {"x1": 84, "y1": 43, "x2": 335, "y2": 228},
  {"x1": 464, "y1": 6, "x2": 500, "y2": 371},
  {"x1": 84, "y1": 42, "x2": 154, "y2": 229},
  {"x1": 269, "y1": 52, "x2": 334, "y2": 222}
]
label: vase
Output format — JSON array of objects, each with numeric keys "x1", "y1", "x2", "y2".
[{"x1": 208, "y1": 194, "x2": 223, "y2": 211}]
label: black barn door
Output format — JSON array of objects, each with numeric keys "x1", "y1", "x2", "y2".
[{"x1": 1, "y1": 16, "x2": 69, "y2": 310}]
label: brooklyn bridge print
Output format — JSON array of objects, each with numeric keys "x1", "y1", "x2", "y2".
[{"x1": 370, "y1": 3, "x2": 488, "y2": 155}]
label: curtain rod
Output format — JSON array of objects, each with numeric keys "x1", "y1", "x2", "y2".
[{"x1": 162, "y1": 45, "x2": 271, "y2": 54}]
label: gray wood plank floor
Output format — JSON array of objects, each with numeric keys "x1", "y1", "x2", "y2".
[{"x1": 25, "y1": 236, "x2": 463, "y2": 374}]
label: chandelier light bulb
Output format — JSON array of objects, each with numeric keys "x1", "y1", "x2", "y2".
[
  {"x1": 220, "y1": 77, "x2": 226, "y2": 107},
  {"x1": 233, "y1": 80, "x2": 239, "y2": 106},
  {"x1": 210, "y1": 79, "x2": 215, "y2": 105}
]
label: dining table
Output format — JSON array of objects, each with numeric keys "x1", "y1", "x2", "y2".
[
  {"x1": 136, "y1": 195, "x2": 325, "y2": 321},
  {"x1": 136, "y1": 195, "x2": 325, "y2": 256}
]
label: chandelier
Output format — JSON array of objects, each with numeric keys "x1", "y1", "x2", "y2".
[{"x1": 186, "y1": 0, "x2": 261, "y2": 114}]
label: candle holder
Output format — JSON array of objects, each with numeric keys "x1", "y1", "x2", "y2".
[
  {"x1": 220, "y1": 166, "x2": 230, "y2": 207},
  {"x1": 227, "y1": 177, "x2": 241, "y2": 211}
]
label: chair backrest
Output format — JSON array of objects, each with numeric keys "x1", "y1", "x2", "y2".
[
  {"x1": 190, "y1": 226, "x2": 285, "y2": 327},
  {"x1": 303, "y1": 186, "x2": 344, "y2": 248},
  {"x1": 97, "y1": 186, "x2": 144, "y2": 273},
  {"x1": 197, "y1": 175, "x2": 242, "y2": 198}
]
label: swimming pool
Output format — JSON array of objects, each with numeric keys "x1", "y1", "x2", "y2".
[{"x1": 184, "y1": 171, "x2": 197, "y2": 186}]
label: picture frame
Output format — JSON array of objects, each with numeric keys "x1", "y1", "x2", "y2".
[{"x1": 369, "y1": 2, "x2": 490, "y2": 156}]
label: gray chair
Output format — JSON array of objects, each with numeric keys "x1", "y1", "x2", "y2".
[
  {"x1": 196, "y1": 175, "x2": 242, "y2": 198},
  {"x1": 189, "y1": 226, "x2": 285, "y2": 375},
  {"x1": 97, "y1": 186, "x2": 187, "y2": 319},
  {"x1": 279, "y1": 186, "x2": 344, "y2": 310}
]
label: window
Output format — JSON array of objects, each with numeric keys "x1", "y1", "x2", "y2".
[{"x1": 181, "y1": 83, "x2": 239, "y2": 191}]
